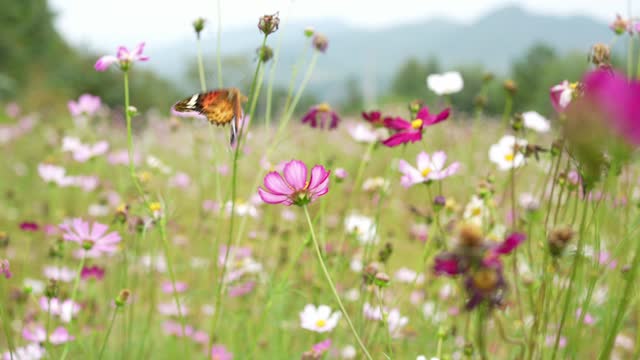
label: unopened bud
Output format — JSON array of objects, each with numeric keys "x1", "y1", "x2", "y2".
[
  {"x1": 503, "y1": 79, "x2": 518, "y2": 95},
  {"x1": 374, "y1": 272, "x2": 390, "y2": 287},
  {"x1": 257, "y1": 45, "x2": 274, "y2": 63},
  {"x1": 193, "y1": 18, "x2": 206, "y2": 37},
  {"x1": 304, "y1": 27, "x2": 314, "y2": 38},
  {"x1": 0, "y1": 231, "x2": 9, "y2": 248},
  {"x1": 312, "y1": 34, "x2": 329, "y2": 53},
  {"x1": 459, "y1": 223, "x2": 484, "y2": 248},
  {"x1": 115, "y1": 289, "x2": 131, "y2": 307},
  {"x1": 482, "y1": 72, "x2": 494, "y2": 83},
  {"x1": 548, "y1": 227, "x2": 574, "y2": 256},
  {"x1": 45, "y1": 280, "x2": 59, "y2": 299},
  {"x1": 127, "y1": 106, "x2": 138, "y2": 117},
  {"x1": 511, "y1": 113, "x2": 524, "y2": 131},
  {"x1": 434, "y1": 195, "x2": 446, "y2": 210},
  {"x1": 474, "y1": 94, "x2": 487, "y2": 109}
]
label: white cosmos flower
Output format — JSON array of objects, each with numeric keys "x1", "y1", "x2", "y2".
[
  {"x1": 387, "y1": 308, "x2": 409, "y2": 338},
  {"x1": 489, "y1": 135, "x2": 527, "y2": 171},
  {"x1": 300, "y1": 304, "x2": 341, "y2": 333},
  {"x1": 398, "y1": 151, "x2": 460, "y2": 187},
  {"x1": 426, "y1": 71, "x2": 464, "y2": 95},
  {"x1": 341, "y1": 345, "x2": 357, "y2": 359},
  {"x1": 347, "y1": 123, "x2": 385, "y2": 143},
  {"x1": 394, "y1": 267, "x2": 425, "y2": 284},
  {"x1": 550, "y1": 80, "x2": 574, "y2": 112},
  {"x1": 362, "y1": 177, "x2": 390, "y2": 193},
  {"x1": 146, "y1": 155, "x2": 172, "y2": 174},
  {"x1": 2, "y1": 344, "x2": 46, "y2": 360},
  {"x1": 522, "y1": 111, "x2": 550, "y2": 133},
  {"x1": 345, "y1": 214, "x2": 378, "y2": 244},
  {"x1": 463, "y1": 195, "x2": 488, "y2": 227}
]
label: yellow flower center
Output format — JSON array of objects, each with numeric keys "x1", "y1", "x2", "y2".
[
  {"x1": 315, "y1": 319, "x2": 326, "y2": 328},
  {"x1": 569, "y1": 82, "x2": 579, "y2": 90},
  {"x1": 421, "y1": 168, "x2": 432, "y2": 177},
  {"x1": 411, "y1": 119, "x2": 423, "y2": 129},
  {"x1": 137, "y1": 171, "x2": 152, "y2": 183},
  {"x1": 472, "y1": 268, "x2": 499, "y2": 291},
  {"x1": 504, "y1": 154, "x2": 514, "y2": 162},
  {"x1": 149, "y1": 202, "x2": 162, "y2": 212},
  {"x1": 317, "y1": 103, "x2": 331, "y2": 112},
  {"x1": 472, "y1": 207, "x2": 482, "y2": 217}
]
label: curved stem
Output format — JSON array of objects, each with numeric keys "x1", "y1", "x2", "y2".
[
  {"x1": 196, "y1": 36, "x2": 207, "y2": 92},
  {"x1": 97, "y1": 308, "x2": 118, "y2": 360},
  {"x1": 303, "y1": 205, "x2": 373, "y2": 360}
]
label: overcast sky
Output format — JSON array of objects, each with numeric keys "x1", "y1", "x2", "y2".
[{"x1": 50, "y1": 0, "x2": 633, "y2": 51}]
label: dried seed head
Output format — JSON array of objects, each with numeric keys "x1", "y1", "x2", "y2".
[
  {"x1": 115, "y1": 289, "x2": 131, "y2": 307},
  {"x1": 258, "y1": 13, "x2": 280, "y2": 36},
  {"x1": 503, "y1": 79, "x2": 518, "y2": 95},
  {"x1": 459, "y1": 223, "x2": 484, "y2": 248},
  {"x1": 548, "y1": 227, "x2": 574, "y2": 256},
  {"x1": 589, "y1": 43, "x2": 611, "y2": 68}
]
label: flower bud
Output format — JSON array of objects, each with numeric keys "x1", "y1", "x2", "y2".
[
  {"x1": 474, "y1": 94, "x2": 487, "y2": 109},
  {"x1": 374, "y1": 272, "x2": 390, "y2": 288},
  {"x1": 115, "y1": 289, "x2": 131, "y2": 307},
  {"x1": 45, "y1": 280, "x2": 59, "y2": 299},
  {"x1": 511, "y1": 113, "x2": 524, "y2": 131},
  {"x1": 312, "y1": 34, "x2": 329, "y2": 53},
  {"x1": 362, "y1": 263, "x2": 379, "y2": 285},
  {"x1": 589, "y1": 43, "x2": 611, "y2": 68},
  {"x1": 434, "y1": 195, "x2": 446, "y2": 210},
  {"x1": 482, "y1": 72, "x2": 494, "y2": 83},
  {"x1": 127, "y1": 106, "x2": 138, "y2": 117},
  {"x1": 258, "y1": 13, "x2": 280, "y2": 36},
  {"x1": 503, "y1": 79, "x2": 518, "y2": 95},
  {"x1": 193, "y1": 17, "x2": 206, "y2": 38},
  {"x1": 304, "y1": 27, "x2": 314, "y2": 38},
  {"x1": 257, "y1": 45, "x2": 274, "y2": 63},
  {"x1": 548, "y1": 227, "x2": 574, "y2": 256},
  {"x1": 377, "y1": 242, "x2": 393, "y2": 263}
]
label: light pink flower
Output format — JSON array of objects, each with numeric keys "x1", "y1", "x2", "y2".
[
  {"x1": 0, "y1": 259, "x2": 11, "y2": 279},
  {"x1": 398, "y1": 151, "x2": 460, "y2": 188},
  {"x1": 228, "y1": 281, "x2": 255, "y2": 297},
  {"x1": 59, "y1": 218, "x2": 121, "y2": 256},
  {"x1": 68, "y1": 94, "x2": 101, "y2": 117},
  {"x1": 211, "y1": 345, "x2": 233, "y2": 360},
  {"x1": 108, "y1": 149, "x2": 141, "y2": 165},
  {"x1": 38, "y1": 164, "x2": 66, "y2": 185},
  {"x1": 39, "y1": 298, "x2": 81, "y2": 323},
  {"x1": 95, "y1": 42, "x2": 149, "y2": 71},
  {"x1": 5, "y1": 103, "x2": 20, "y2": 118},
  {"x1": 23, "y1": 324, "x2": 74, "y2": 345},
  {"x1": 161, "y1": 281, "x2": 188, "y2": 294},
  {"x1": 43, "y1": 266, "x2": 75, "y2": 282},
  {"x1": 258, "y1": 160, "x2": 330, "y2": 206},
  {"x1": 169, "y1": 172, "x2": 191, "y2": 188},
  {"x1": 334, "y1": 168, "x2": 347, "y2": 180}
]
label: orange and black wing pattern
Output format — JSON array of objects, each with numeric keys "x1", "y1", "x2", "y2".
[{"x1": 173, "y1": 88, "x2": 247, "y2": 145}]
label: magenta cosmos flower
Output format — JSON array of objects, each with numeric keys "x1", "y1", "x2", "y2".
[
  {"x1": 95, "y1": 42, "x2": 149, "y2": 72},
  {"x1": 577, "y1": 69, "x2": 640, "y2": 145},
  {"x1": 398, "y1": 151, "x2": 460, "y2": 187},
  {"x1": 258, "y1": 160, "x2": 330, "y2": 206},
  {"x1": 59, "y1": 218, "x2": 121, "y2": 256},
  {"x1": 68, "y1": 94, "x2": 101, "y2": 117},
  {"x1": 382, "y1": 106, "x2": 450, "y2": 147},
  {"x1": 301, "y1": 103, "x2": 340, "y2": 129}
]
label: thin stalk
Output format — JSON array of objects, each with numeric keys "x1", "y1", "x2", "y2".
[
  {"x1": 502, "y1": 94, "x2": 513, "y2": 129},
  {"x1": 303, "y1": 205, "x2": 373, "y2": 360},
  {"x1": 97, "y1": 308, "x2": 119, "y2": 360},
  {"x1": 0, "y1": 300, "x2": 15, "y2": 360},
  {"x1": 196, "y1": 35, "x2": 207, "y2": 92},
  {"x1": 123, "y1": 71, "x2": 148, "y2": 207},
  {"x1": 599, "y1": 215, "x2": 640, "y2": 358},
  {"x1": 215, "y1": 0, "x2": 223, "y2": 88},
  {"x1": 550, "y1": 201, "x2": 589, "y2": 360},
  {"x1": 476, "y1": 306, "x2": 489, "y2": 360},
  {"x1": 208, "y1": 35, "x2": 268, "y2": 351},
  {"x1": 376, "y1": 289, "x2": 393, "y2": 357},
  {"x1": 60, "y1": 255, "x2": 86, "y2": 360}
]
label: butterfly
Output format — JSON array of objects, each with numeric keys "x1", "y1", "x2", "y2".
[{"x1": 172, "y1": 88, "x2": 247, "y2": 145}]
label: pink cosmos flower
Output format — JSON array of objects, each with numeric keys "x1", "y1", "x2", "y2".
[
  {"x1": 258, "y1": 160, "x2": 330, "y2": 206},
  {"x1": 382, "y1": 106, "x2": 450, "y2": 147},
  {"x1": 5, "y1": 103, "x2": 20, "y2": 118},
  {"x1": 550, "y1": 80, "x2": 575, "y2": 113},
  {"x1": 0, "y1": 259, "x2": 11, "y2": 279},
  {"x1": 108, "y1": 149, "x2": 141, "y2": 165},
  {"x1": 301, "y1": 103, "x2": 340, "y2": 129},
  {"x1": 161, "y1": 281, "x2": 188, "y2": 294},
  {"x1": 334, "y1": 168, "x2": 348, "y2": 180},
  {"x1": 68, "y1": 94, "x2": 101, "y2": 117},
  {"x1": 211, "y1": 345, "x2": 233, "y2": 360},
  {"x1": 22, "y1": 324, "x2": 74, "y2": 345},
  {"x1": 169, "y1": 172, "x2": 192, "y2": 188},
  {"x1": 2, "y1": 344, "x2": 45, "y2": 360},
  {"x1": 59, "y1": 218, "x2": 121, "y2": 256},
  {"x1": 20, "y1": 221, "x2": 39, "y2": 232},
  {"x1": 228, "y1": 281, "x2": 255, "y2": 297},
  {"x1": 95, "y1": 42, "x2": 149, "y2": 71},
  {"x1": 610, "y1": 14, "x2": 632, "y2": 35},
  {"x1": 398, "y1": 151, "x2": 460, "y2": 187},
  {"x1": 312, "y1": 339, "x2": 332, "y2": 354},
  {"x1": 38, "y1": 164, "x2": 67, "y2": 185},
  {"x1": 81, "y1": 265, "x2": 105, "y2": 280},
  {"x1": 578, "y1": 69, "x2": 640, "y2": 145}
]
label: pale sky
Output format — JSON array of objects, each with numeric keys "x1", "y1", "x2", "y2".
[{"x1": 50, "y1": 0, "x2": 633, "y2": 51}]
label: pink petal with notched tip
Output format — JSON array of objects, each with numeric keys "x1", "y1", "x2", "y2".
[
  {"x1": 283, "y1": 160, "x2": 308, "y2": 191},
  {"x1": 263, "y1": 171, "x2": 293, "y2": 195}
]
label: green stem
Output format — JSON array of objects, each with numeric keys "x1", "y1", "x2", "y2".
[
  {"x1": 60, "y1": 255, "x2": 86, "y2": 360},
  {"x1": 123, "y1": 71, "x2": 149, "y2": 208},
  {"x1": 97, "y1": 308, "x2": 119, "y2": 360},
  {"x1": 376, "y1": 289, "x2": 393, "y2": 357},
  {"x1": 215, "y1": 0, "x2": 223, "y2": 88},
  {"x1": 502, "y1": 94, "x2": 513, "y2": 129},
  {"x1": 208, "y1": 34, "x2": 268, "y2": 351},
  {"x1": 550, "y1": 201, "x2": 589, "y2": 360},
  {"x1": 0, "y1": 299, "x2": 15, "y2": 360},
  {"x1": 628, "y1": 35, "x2": 634, "y2": 78},
  {"x1": 196, "y1": 35, "x2": 207, "y2": 92},
  {"x1": 303, "y1": 205, "x2": 373, "y2": 360},
  {"x1": 476, "y1": 306, "x2": 489, "y2": 360},
  {"x1": 158, "y1": 210, "x2": 189, "y2": 354},
  {"x1": 599, "y1": 215, "x2": 640, "y2": 358}
]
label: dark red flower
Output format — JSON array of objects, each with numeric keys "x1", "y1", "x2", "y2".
[
  {"x1": 81, "y1": 265, "x2": 105, "y2": 280},
  {"x1": 19, "y1": 222, "x2": 39, "y2": 232}
]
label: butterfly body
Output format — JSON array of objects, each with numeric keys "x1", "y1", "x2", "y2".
[{"x1": 173, "y1": 88, "x2": 247, "y2": 144}]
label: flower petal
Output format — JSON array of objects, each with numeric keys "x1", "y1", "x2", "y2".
[
  {"x1": 283, "y1": 160, "x2": 308, "y2": 190},
  {"x1": 258, "y1": 188, "x2": 290, "y2": 205},
  {"x1": 382, "y1": 131, "x2": 422, "y2": 147},
  {"x1": 94, "y1": 55, "x2": 118, "y2": 71},
  {"x1": 383, "y1": 117, "x2": 411, "y2": 130},
  {"x1": 308, "y1": 165, "x2": 330, "y2": 191},
  {"x1": 263, "y1": 171, "x2": 292, "y2": 195}
]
